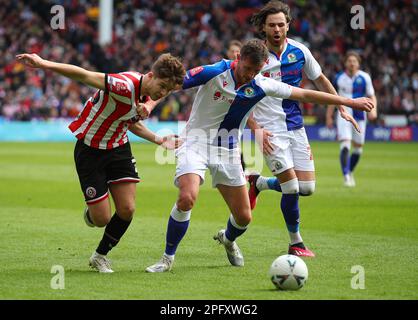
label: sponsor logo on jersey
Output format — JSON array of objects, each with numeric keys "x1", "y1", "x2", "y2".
[
  {"x1": 262, "y1": 71, "x2": 271, "y2": 78},
  {"x1": 189, "y1": 66, "x2": 204, "y2": 77},
  {"x1": 244, "y1": 87, "x2": 255, "y2": 97},
  {"x1": 214, "y1": 91, "x2": 221, "y2": 100},
  {"x1": 287, "y1": 53, "x2": 297, "y2": 63}
]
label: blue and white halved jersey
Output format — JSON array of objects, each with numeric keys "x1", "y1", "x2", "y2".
[
  {"x1": 182, "y1": 59, "x2": 292, "y2": 148},
  {"x1": 252, "y1": 38, "x2": 322, "y2": 133},
  {"x1": 334, "y1": 70, "x2": 375, "y2": 120}
]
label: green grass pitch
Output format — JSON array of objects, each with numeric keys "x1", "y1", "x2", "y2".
[{"x1": 0, "y1": 141, "x2": 417, "y2": 300}]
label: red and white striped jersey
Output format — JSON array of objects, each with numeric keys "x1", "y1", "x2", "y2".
[{"x1": 68, "y1": 71, "x2": 149, "y2": 150}]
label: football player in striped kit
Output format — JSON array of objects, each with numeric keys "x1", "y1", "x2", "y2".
[{"x1": 17, "y1": 52, "x2": 185, "y2": 272}]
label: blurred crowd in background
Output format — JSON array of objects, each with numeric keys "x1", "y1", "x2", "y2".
[{"x1": 1, "y1": 0, "x2": 417, "y2": 124}]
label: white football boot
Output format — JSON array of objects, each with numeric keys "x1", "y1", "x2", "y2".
[
  {"x1": 213, "y1": 229, "x2": 244, "y2": 267},
  {"x1": 145, "y1": 254, "x2": 174, "y2": 273},
  {"x1": 343, "y1": 174, "x2": 354, "y2": 187},
  {"x1": 89, "y1": 252, "x2": 114, "y2": 273}
]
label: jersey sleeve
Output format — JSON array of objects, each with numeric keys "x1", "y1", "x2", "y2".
[
  {"x1": 301, "y1": 46, "x2": 322, "y2": 81},
  {"x1": 364, "y1": 72, "x2": 375, "y2": 97},
  {"x1": 182, "y1": 60, "x2": 229, "y2": 90},
  {"x1": 257, "y1": 77, "x2": 292, "y2": 99},
  {"x1": 105, "y1": 73, "x2": 137, "y2": 105}
]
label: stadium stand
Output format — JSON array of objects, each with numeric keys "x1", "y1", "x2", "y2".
[{"x1": 1, "y1": 0, "x2": 416, "y2": 124}]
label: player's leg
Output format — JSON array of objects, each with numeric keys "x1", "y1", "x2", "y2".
[
  {"x1": 146, "y1": 173, "x2": 201, "y2": 273},
  {"x1": 337, "y1": 111, "x2": 354, "y2": 186},
  {"x1": 248, "y1": 132, "x2": 293, "y2": 209},
  {"x1": 215, "y1": 184, "x2": 250, "y2": 267},
  {"x1": 288, "y1": 128, "x2": 315, "y2": 256},
  {"x1": 89, "y1": 142, "x2": 140, "y2": 272},
  {"x1": 146, "y1": 140, "x2": 207, "y2": 273},
  {"x1": 74, "y1": 139, "x2": 112, "y2": 228},
  {"x1": 93, "y1": 182, "x2": 137, "y2": 255},
  {"x1": 348, "y1": 120, "x2": 366, "y2": 186}
]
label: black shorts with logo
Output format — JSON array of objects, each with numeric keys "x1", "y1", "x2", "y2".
[{"x1": 74, "y1": 139, "x2": 140, "y2": 204}]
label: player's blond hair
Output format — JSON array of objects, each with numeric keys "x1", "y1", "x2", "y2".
[{"x1": 152, "y1": 53, "x2": 186, "y2": 86}]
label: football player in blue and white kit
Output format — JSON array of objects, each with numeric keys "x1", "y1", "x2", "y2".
[
  {"x1": 145, "y1": 39, "x2": 374, "y2": 272},
  {"x1": 247, "y1": 1, "x2": 364, "y2": 257},
  {"x1": 326, "y1": 51, "x2": 377, "y2": 187}
]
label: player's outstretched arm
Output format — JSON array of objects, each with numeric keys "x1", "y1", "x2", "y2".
[
  {"x1": 128, "y1": 122, "x2": 182, "y2": 150},
  {"x1": 313, "y1": 73, "x2": 359, "y2": 131},
  {"x1": 16, "y1": 53, "x2": 105, "y2": 90},
  {"x1": 289, "y1": 87, "x2": 375, "y2": 112}
]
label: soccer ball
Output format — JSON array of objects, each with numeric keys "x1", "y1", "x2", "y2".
[{"x1": 269, "y1": 254, "x2": 308, "y2": 290}]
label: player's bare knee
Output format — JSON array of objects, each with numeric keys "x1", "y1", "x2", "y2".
[
  {"x1": 280, "y1": 178, "x2": 299, "y2": 194},
  {"x1": 234, "y1": 210, "x2": 252, "y2": 226},
  {"x1": 117, "y1": 203, "x2": 136, "y2": 220},
  {"x1": 299, "y1": 181, "x2": 316, "y2": 196},
  {"x1": 177, "y1": 192, "x2": 196, "y2": 211},
  {"x1": 94, "y1": 215, "x2": 111, "y2": 228}
]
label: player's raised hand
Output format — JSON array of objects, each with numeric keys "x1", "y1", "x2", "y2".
[
  {"x1": 339, "y1": 107, "x2": 361, "y2": 133},
  {"x1": 350, "y1": 97, "x2": 375, "y2": 112},
  {"x1": 160, "y1": 135, "x2": 183, "y2": 150},
  {"x1": 16, "y1": 53, "x2": 45, "y2": 68}
]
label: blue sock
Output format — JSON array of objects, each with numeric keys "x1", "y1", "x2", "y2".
[
  {"x1": 340, "y1": 147, "x2": 351, "y2": 175},
  {"x1": 225, "y1": 215, "x2": 247, "y2": 242},
  {"x1": 165, "y1": 216, "x2": 190, "y2": 256},
  {"x1": 280, "y1": 193, "x2": 300, "y2": 233},
  {"x1": 267, "y1": 177, "x2": 282, "y2": 192},
  {"x1": 349, "y1": 152, "x2": 361, "y2": 172}
]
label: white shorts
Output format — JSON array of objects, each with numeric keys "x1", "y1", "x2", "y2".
[
  {"x1": 174, "y1": 140, "x2": 246, "y2": 188},
  {"x1": 337, "y1": 113, "x2": 366, "y2": 144},
  {"x1": 264, "y1": 127, "x2": 315, "y2": 175}
]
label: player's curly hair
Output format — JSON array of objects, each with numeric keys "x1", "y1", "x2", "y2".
[
  {"x1": 240, "y1": 39, "x2": 269, "y2": 65},
  {"x1": 251, "y1": 0, "x2": 292, "y2": 38},
  {"x1": 152, "y1": 53, "x2": 186, "y2": 86}
]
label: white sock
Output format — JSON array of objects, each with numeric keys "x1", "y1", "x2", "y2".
[
  {"x1": 163, "y1": 253, "x2": 175, "y2": 260},
  {"x1": 289, "y1": 232, "x2": 303, "y2": 245},
  {"x1": 256, "y1": 176, "x2": 270, "y2": 191}
]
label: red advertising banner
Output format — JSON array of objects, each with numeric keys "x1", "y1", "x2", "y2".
[{"x1": 391, "y1": 127, "x2": 413, "y2": 142}]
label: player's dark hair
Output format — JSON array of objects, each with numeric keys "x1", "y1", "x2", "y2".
[
  {"x1": 152, "y1": 53, "x2": 186, "y2": 86},
  {"x1": 345, "y1": 51, "x2": 362, "y2": 64},
  {"x1": 240, "y1": 39, "x2": 269, "y2": 65},
  {"x1": 251, "y1": 0, "x2": 292, "y2": 38}
]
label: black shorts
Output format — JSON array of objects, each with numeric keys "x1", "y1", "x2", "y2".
[{"x1": 74, "y1": 140, "x2": 140, "y2": 204}]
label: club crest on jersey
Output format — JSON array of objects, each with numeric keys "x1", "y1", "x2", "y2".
[
  {"x1": 223, "y1": 80, "x2": 228, "y2": 87},
  {"x1": 190, "y1": 66, "x2": 204, "y2": 77},
  {"x1": 85, "y1": 187, "x2": 97, "y2": 199},
  {"x1": 287, "y1": 53, "x2": 297, "y2": 63},
  {"x1": 244, "y1": 87, "x2": 255, "y2": 97}
]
